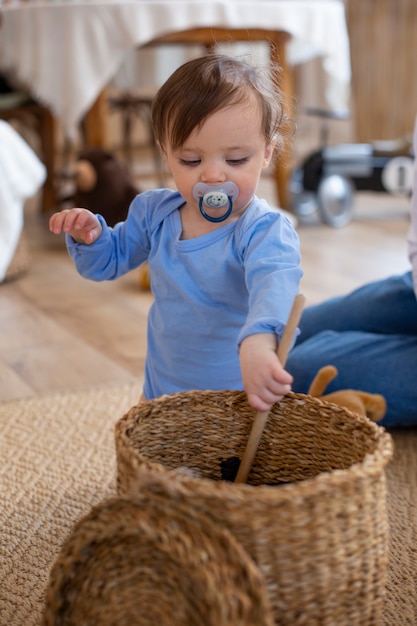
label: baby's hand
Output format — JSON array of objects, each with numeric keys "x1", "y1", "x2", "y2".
[
  {"x1": 49, "y1": 208, "x2": 102, "y2": 245},
  {"x1": 240, "y1": 333, "x2": 293, "y2": 412}
]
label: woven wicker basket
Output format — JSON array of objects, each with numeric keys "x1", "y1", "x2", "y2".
[
  {"x1": 116, "y1": 390, "x2": 393, "y2": 626},
  {"x1": 42, "y1": 495, "x2": 274, "y2": 626}
]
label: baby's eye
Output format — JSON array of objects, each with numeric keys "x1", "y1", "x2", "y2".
[
  {"x1": 227, "y1": 157, "x2": 249, "y2": 166},
  {"x1": 179, "y1": 159, "x2": 200, "y2": 167}
]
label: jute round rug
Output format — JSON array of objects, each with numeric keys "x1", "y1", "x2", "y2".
[
  {"x1": 1, "y1": 383, "x2": 416, "y2": 625},
  {"x1": 0, "y1": 383, "x2": 141, "y2": 626}
]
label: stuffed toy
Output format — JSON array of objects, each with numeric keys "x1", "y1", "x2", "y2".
[
  {"x1": 307, "y1": 364, "x2": 387, "y2": 422},
  {"x1": 73, "y1": 147, "x2": 139, "y2": 227},
  {"x1": 69, "y1": 147, "x2": 153, "y2": 289}
]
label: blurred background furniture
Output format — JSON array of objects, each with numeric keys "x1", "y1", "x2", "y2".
[
  {"x1": 107, "y1": 87, "x2": 164, "y2": 186},
  {"x1": 0, "y1": 0, "x2": 351, "y2": 211},
  {"x1": 0, "y1": 1, "x2": 350, "y2": 138}
]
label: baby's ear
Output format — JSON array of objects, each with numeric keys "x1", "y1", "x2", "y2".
[
  {"x1": 157, "y1": 140, "x2": 167, "y2": 158},
  {"x1": 263, "y1": 139, "x2": 276, "y2": 168}
]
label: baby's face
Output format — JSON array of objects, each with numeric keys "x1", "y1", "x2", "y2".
[{"x1": 164, "y1": 96, "x2": 275, "y2": 222}]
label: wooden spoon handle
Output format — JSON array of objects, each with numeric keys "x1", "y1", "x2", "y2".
[
  {"x1": 277, "y1": 293, "x2": 306, "y2": 367},
  {"x1": 234, "y1": 293, "x2": 305, "y2": 484}
]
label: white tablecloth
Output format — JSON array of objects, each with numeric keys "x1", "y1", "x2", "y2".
[
  {"x1": 0, "y1": 0, "x2": 351, "y2": 139},
  {"x1": 0, "y1": 121, "x2": 46, "y2": 281}
]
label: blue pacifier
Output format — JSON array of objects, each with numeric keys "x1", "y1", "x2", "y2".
[{"x1": 192, "y1": 182, "x2": 239, "y2": 223}]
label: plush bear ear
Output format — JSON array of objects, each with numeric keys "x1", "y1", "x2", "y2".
[
  {"x1": 75, "y1": 159, "x2": 97, "y2": 192},
  {"x1": 77, "y1": 146, "x2": 115, "y2": 164},
  {"x1": 308, "y1": 365, "x2": 338, "y2": 397}
]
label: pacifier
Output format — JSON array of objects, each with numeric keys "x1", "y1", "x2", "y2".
[{"x1": 192, "y1": 182, "x2": 239, "y2": 223}]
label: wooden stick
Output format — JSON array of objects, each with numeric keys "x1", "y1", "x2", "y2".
[{"x1": 234, "y1": 293, "x2": 306, "y2": 484}]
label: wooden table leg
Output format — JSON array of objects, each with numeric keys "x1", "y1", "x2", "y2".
[
  {"x1": 269, "y1": 36, "x2": 293, "y2": 211},
  {"x1": 82, "y1": 90, "x2": 110, "y2": 148},
  {"x1": 39, "y1": 105, "x2": 58, "y2": 213}
]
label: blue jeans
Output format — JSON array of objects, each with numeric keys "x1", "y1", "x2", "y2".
[{"x1": 286, "y1": 271, "x2": 417, "y2": 427}]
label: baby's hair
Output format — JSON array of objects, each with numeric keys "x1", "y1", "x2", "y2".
[{"x1": 151, "y1": 53, "x2": 293, "y2": 156}]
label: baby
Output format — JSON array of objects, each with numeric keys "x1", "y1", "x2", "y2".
[{"x1": 49, "y1": 54, "x2": 302, "y2": 411}]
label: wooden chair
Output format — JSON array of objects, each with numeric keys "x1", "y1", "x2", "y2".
[{"x1": 108, "y1": 86, "x2": 164, "y2": 185}]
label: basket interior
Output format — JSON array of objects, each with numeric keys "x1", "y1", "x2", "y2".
[{"x1": 119, "y1": 391, "x2": 386, "y2": 486}]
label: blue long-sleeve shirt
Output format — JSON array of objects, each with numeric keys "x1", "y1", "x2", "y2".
[{"x1": 66, "y1": 188, "x2": 302, "y2": 399}]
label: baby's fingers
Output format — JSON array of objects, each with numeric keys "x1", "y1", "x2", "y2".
[
  {"x1": 49, "y1": 208, "x2": 100, "y2": 244},
  {"x1": 247, "y1": 381, "x2": 292, "y2": 412},
  {"x1": 63, "y1": 208, "x2": 92, "y2": 233},
  {"x1": 49, "y1": 211, "x2": 69, "y2": 235},
  {"x1": 49, "y1": 209, "x2": 84, "y2": 234},
  {"x1": 247, "y1": 393, "x2": 272, "y2": 412}
]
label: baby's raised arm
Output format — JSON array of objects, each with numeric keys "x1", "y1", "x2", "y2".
[{"x1": 49, "y1": 208, "x2": 102, "y2": 245}]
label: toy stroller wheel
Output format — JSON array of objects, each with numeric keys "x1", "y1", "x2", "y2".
[
  {"x1": 317, "y1": 174, "x2": 354, "y2": 228},
  {"x1": 290, "y1": 167, "x2": 317, "y2": 217}
]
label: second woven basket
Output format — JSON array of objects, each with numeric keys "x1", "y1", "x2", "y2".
[
  {"x1": 115, "y1": 389, "x2": 393, "y2": 626},
  {"x1": 42, "y1": 494, "x2": 273, "y2": 626}
]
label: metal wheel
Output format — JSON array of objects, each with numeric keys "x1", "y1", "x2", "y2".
[
  {"x1": 317, "y1": 174, "x2": 354, "y2": 227},
  {"x1": 290, "y1": 167, "x2": 317, "y2": 217}
]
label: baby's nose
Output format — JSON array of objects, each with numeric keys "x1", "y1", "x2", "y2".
[{"x1": 201, "y1": 163, "x2": 226, "y2": 183}]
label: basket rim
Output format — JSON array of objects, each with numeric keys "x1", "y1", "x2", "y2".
[{"x1": 116, "y1": 390, "x2": 394, "y2": 499}]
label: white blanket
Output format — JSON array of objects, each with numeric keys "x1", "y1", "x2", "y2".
[{"x1": 0, "y1": 120, "x2": 46, "y2": 281}]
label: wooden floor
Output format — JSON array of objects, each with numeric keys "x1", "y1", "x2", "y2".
[{"x1": 0, "y1": 165, "x2": 411, "y2": 403}]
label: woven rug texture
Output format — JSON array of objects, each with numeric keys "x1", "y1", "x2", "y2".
[{"x1": 0, "y1": 383, "x2": 416, "y2": 625}]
